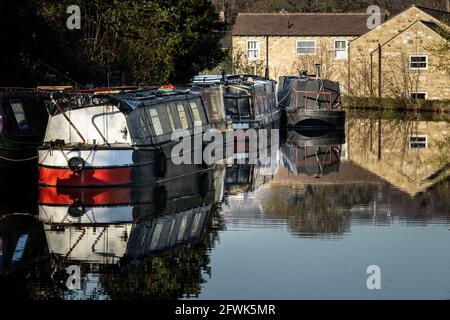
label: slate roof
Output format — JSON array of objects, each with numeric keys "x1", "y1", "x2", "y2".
[{"x1": 232, "y1": 13, "x2": 373, "y2": 37}]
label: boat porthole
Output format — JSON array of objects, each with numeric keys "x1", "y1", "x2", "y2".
[
  {"x1": 68, "y1": 201, "x2": 86, "y2": 218},
  {"x1": 68, "y1": 157, "x2": 85, "y2": 173}
]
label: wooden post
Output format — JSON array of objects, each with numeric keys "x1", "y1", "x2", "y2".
[
  {"x1": 347, "y1": 42, "x2": 351, "y2": 94},
  {"x1": 378, "y1": 115, "x2": 382, "y2": 160},
  {"x1": 378, "y1": 43, "x2": 382, "y2": 98},
  {"x1": 265, "y1": 35, "x2": 269, "y2": 79},
  {"x1": 370, "y1": 53, "x2": 373, "y2": 97}
]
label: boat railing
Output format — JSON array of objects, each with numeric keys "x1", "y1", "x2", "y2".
[{"x1": 293, "y1": 90, "x2": 342, "y2": 111}]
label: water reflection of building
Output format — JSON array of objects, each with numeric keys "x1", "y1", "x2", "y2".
[{"x1": 346, "y1": 112, "x2": 450, "y2": 196}]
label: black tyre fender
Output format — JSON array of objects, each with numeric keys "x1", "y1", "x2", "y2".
[
  {"x1": 199, "y1": 172, "x2": 210, "y2": 199},
  {"x1": 154, "y1": 149, "x2": 167, "y2": 178}
]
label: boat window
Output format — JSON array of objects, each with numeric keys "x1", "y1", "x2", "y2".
[
  {"x1": 166, "y1": 105, "x2": 176, "y2": 131},
  {"x1": 149, "y1": 108, "x2": 164, "y2": 136},
  {"x1": 238, "y1": 97, "x2": 251, "y2": 118},
  {"x1": 225, "y1": 97, "x2": 251, "y2": 119},
  {"x1": 189, "y1": 101, "x2": 203, "y2": 126},
  {"x1": 225, "y1": 98, "x2": 238, "y2": 119},
  {"x1": 177, "y1": 103, "x2": 189, "y2": 129},
  {"x1": 9, "y1": 100, "x2": 29, "y2": 131}
]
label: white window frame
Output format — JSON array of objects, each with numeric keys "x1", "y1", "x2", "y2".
[
  {"x1": 334, "y1": 40, "x2": 348, "y2": 60},
  {"x1": 409, "y1": 134, "x2": 428, "y2": 149},
  {"x1": 409, "y1": 55, "x2": 428, "y2": 70},
  {"x1": 246, "y1": 40, "x2": 260, "y2": 60},
  {"x1": 411, "y1": 92, "x2": 428, "y2": 100},
  {"x1": 296, "y1": 40, "x2": 316, "y2": 55}
]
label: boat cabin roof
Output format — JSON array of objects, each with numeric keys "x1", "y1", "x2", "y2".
[
  {"x1": 47, "y1": 89, "x2": 202, "y2": 116},
  {"x1": 192, "y1": 74, "x2": 276, "y2": 90}
]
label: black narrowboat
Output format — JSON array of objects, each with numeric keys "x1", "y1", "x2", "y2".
[
  {"x1": 38, "y1": 89, "x2": 213, "y2": 188},
  {"x1": 192, "y1": 75, "x2": 281, "y2": 130},
  {"x1": 0, "y1": 89, "x2": 49, "y2": 166},
  {"x1": 278, "y1": 73, "x2": 346, "y2": 130}
]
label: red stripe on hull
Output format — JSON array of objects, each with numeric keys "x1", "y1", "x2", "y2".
[
  {"x1": 39, "y1": 166, "x2": 132, "y2": 187},
  {"x1": 39, "y1": 187, "x2": 132, "y2": 205}
]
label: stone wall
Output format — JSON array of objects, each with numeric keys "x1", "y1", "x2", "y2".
[{"x1": 232, "y1": 35, "x2": 354, "y2": 91}]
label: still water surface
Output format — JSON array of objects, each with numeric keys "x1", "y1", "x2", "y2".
[{"x1": 0, "y1": 110, "x2": 449, "y2": 300}]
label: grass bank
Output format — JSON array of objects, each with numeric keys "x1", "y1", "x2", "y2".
[{"x1": 342, "y1": 96, "x2": 450, "y2": 113}]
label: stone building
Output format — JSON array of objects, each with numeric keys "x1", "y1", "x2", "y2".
[
  {"x1": 232, "y1": 12, "x2": 371, "y2": 92},
  {"x1": 231, "y1": 5, "x2": 450, "y2": 100},
  {"x1": 349, "y1": 5, "x2": 450, "y2": 100}
]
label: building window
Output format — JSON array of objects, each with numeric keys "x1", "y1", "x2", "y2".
[
  {"x1": 409, "y1": 55, "x2": 428, "y2": 70},
  {"x1": 297, "y1": 40, "x2": 316, "y2": 55},
  {"x1": 334, "y1": 40, "x2": 348, "y2": 59},
  {"x1": 411, "y1": 92, "x2": 427, "y2": 100},
  {"x1": 246, "y1": 40, "x2": 259, "y2": 60},
  {"x1": 409, "y1": 135, "x2": 428, "y2": 149}
]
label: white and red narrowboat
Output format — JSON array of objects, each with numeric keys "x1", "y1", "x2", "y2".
[{"x1": 38, "y1": 88, "x2": 212, "y2": 188}]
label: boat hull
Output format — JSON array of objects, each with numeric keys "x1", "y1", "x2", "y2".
[{"x1": 38, "y1": 145, "x2": 207, "y2": 188}]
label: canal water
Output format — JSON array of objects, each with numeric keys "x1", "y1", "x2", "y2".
[{"x1": 0, "y1": 110, "x2": 449, "y2": 300}]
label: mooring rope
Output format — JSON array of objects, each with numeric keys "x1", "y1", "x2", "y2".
[{"x1": 0, "y1": 155, "x2": 39, "y2": 162}]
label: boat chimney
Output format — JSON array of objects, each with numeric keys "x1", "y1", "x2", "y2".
[
  {"x1": 315, "y1": 64, "x2": 321, "y2": 78},
  {"x1": 221, "y1": 70, "x2": 227, "y2": 82}
]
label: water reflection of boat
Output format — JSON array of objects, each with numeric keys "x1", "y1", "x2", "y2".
[
  {"x1": 38, "y1": 89, "x2": 212, "y2": 188},
  {"x1": 278, "y1": 74, "x2": 345, "y2": 130},
  {"x1": 0, "y1": 215, "x2": 47, "y2": 275},
  {"x1": 39, "y1": 163, "x2": 216, "y2": 225},
  {"x1": 281, "y1": 129, "x2": 345, "y2": 177},
  {"x1": 39, "y1": 163, "x2": 222, "y2": 265},
  {"x1": 225, "y1": 147, "x2": 279, "y2": 195}
]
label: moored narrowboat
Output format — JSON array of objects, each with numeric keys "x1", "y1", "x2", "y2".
[
  {"x1": 278, "y1": 73, "x2": 346, "y2": 130},
  {"x1": 191, "y1": 75, "x2": 281, "y2": 130},
  {"x1": 38, "y1": 89, "x2": 213, "y2": 188},
  {"x1": 0, "y1": 89, "x2": 49, "y2": 166}
]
